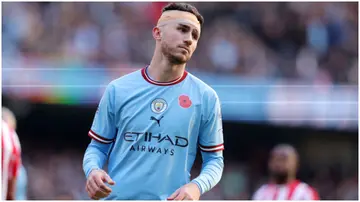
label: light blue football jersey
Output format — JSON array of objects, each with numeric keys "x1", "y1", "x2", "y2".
[{"x1": 87, "y1": 66, "x2": 224, "y2": 200}]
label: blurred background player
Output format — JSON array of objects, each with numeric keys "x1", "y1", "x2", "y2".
[
  {"x1": 2, "y1": 108, "x2": 22, "y2": 200},
  {"x1": 2, "y1": 107, "x2": 28, "y2": 200},
  {"x1": 252, "y1": 144, "x2": 319, "y2": 200}
]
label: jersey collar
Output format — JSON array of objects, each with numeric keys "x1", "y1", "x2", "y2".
[{"x1": 141, "y1": 66, "x2": 188, "y2": 86}]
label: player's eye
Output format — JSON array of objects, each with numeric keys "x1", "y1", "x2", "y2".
[
  {"x1": 178, "y1": 27, "x2": 187, "y2": 33},
  {"x1": 192, "y1": 32, "x2": 199, "y2": 41}
]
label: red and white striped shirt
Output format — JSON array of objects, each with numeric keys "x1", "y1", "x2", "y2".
[
  {"x1": 252, "y1": 180, "x2": 319, "y2": 200},
  {"x1": 1, "y1": 120, "x2": 21, "y2": 200}
]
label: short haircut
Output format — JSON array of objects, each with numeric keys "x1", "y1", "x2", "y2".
[
  {"x1": 162, "y1": 3, "x2": 204, "y2": 29},
  {"x1": 272, "y1": 144, "x2": 299, "y2": 160}
]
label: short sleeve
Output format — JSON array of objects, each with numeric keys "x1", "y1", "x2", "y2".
[
  {"x1": 88, "y1": 84, "x2": 116, "y2": 144},
  {"x1": 198, "y1": 93, "x2": 224, "y2": 152}
]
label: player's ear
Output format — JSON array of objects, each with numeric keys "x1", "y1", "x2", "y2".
[{"x1": 153, "y1": 26, "x2": 162, "y2": 41}]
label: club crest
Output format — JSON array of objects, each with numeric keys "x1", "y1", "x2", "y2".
[{"x1": 151, "y1": 98, "x2": 168, "y2": 114}]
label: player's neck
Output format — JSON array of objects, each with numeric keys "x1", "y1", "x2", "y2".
[
  {"x1": 148, "y1": 52, "x2": 186, "y2": 82},
  {"x1": 271, "y1": 176, "x2": 296, "y2": 185}
]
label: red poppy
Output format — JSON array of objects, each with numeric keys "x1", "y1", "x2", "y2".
[{"x1": 179, "y1": 95, "x2": 192, "y2": 108}]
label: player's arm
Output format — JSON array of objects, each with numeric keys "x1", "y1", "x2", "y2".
[
  {"x1": 7, "y1": 178, "x2": 17, "y2": 200},
  {"x1": 7, "y1": 136, "x2": 21, "y2": 200},
  {"x1": 168, "y1": 92, "x2": 224, "y2": 201},
  {"x1": 191, "y1": 93, "x2": 224, "y2": 195},
  {"x1": 83, "y1": 140, "x2": 113, "y2": 178},
  {"x1": 82, "y1": 84, "x2": 116, "y2": 199}
]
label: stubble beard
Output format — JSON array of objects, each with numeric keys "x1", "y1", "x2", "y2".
[
  {"x1": 161, "y1": 42, "x2": 188, "y2": 65},
  {"x1": 271, "y1": 171, "x2": 289, "y2": 184}
]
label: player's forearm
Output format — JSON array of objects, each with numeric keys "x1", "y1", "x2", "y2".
[
  {"x1": 83, "y1": 140, "x2": 111, "y2": 178},
  {"x1": 7, "y1": 178, "x2": 17, "y2": 200},
  {"x1": 191, "y1": 152, "x2": 224, "y2": 195}
]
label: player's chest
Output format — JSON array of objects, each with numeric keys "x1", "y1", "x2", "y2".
[
  {"x1": 116, "y1": 88, "x2": 202, "y2": 131},
  {"x1": 264, "y1": 186, "x2": 299, "y2": 200}
]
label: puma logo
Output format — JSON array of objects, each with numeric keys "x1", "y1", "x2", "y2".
[{"x1": 150, "y1": 116, "x2": 164, "y2": 127}]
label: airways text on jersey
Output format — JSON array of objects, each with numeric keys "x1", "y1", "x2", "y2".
[{"x1": 124, "y1": 131, "x2": 188, "y2": 156}]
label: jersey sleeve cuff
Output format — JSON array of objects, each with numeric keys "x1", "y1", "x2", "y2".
[
  {"x1": 199, "y1": 143, "x2": 224, "y2": 152},
  {"x1": 88, "y1": 130, "x2": 114, "y2": 144}
]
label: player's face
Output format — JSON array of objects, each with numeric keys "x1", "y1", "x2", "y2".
[
  {"x1": 160, "y1": 22, "x2": 200, "y2": 64},
  {"x1": 268, "y1": 149, "x2": 297, "y2": 182}
]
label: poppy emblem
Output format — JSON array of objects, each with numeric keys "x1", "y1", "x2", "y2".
[{"x1": 179, "y1": 95, "x2": 192, "y2": 108}]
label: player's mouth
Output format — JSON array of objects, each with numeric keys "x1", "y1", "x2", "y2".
[{"x1": 178, "y1": 46, "x2": 190, "y2": 54}]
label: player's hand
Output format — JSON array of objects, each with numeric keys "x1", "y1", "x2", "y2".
[
  {"x1": 86, "y1": 169, "x2": 115, "y2": 200},
  {"x1": 167, "y1": 182, "x2": 201, "y2": 201}
]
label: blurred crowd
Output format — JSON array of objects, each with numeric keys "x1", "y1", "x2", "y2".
[
  {"x1": 2, "y1": 2, "x2": 358, "y2": 85},
  {"x1": 23, "y1": 150, "x2": 87, "y2": 200},
  {"x1": 23, "y1": 150, "x2": 358, "y2": 200}
]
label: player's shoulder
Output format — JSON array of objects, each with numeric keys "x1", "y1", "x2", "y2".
[
  {"x1": 186, "y1": 72, "x2": 219, "y2": 99},
  {"x1": 297, "y1": 181, "x2": 316, "y2": 190},
  {"x1": 108, "y1": 68, "x2": 142, "y2": 87},
  {"x1": 1, "y1": 120, "x2": 21, "y2": 149},
  {"x1": 252, "y1": 184, "x2": 269, "y2": 199},
  {"x1": 300, "y1": 181, "x2": 319, "y2": 194},
  {"x1": 296, "y1": 181, "x2": 320, "y2": 199},
  {"x1": 254, "y1": 183, "x2": 270, "y2": 192},
  {"x1": 2, "y1": 120, "x2": 12, "y2": 136},
  {"x1": 289, "y1": 181, "x2": 319, "y2": 199}
]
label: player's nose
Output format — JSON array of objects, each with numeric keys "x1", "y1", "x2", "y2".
[{"x1": 183, "y1": 35, "x2": 193, "y2": 47}]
